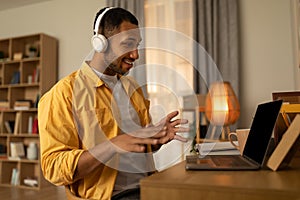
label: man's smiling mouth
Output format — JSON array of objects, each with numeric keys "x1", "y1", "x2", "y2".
[{"x1": 123, "y1": 58, "x2": 134, "y2": 65}]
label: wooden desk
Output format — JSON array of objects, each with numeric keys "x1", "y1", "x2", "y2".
[{"x1": 140, "y1": 159, "x2": 300, "y2": 200}]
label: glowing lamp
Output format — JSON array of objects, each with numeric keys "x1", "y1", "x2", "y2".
[{"x1": 205, "y1": 81, "x2": 240, "y2": 139}]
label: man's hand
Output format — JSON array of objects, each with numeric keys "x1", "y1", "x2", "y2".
[
  {"x1": 110, "y1": 110, "x2": 189, "y2": 153},
  {"x1": 154, "y1": 110, "x2": 189, "y2": 144}
]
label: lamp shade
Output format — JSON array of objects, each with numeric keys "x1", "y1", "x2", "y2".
[{"x1": 205, "y1": 81, "x2": 240, "y2": 126}]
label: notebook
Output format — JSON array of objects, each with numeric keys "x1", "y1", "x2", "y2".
[{"x1": 185, "y1": 99, "x2": 283, "y2": 170}]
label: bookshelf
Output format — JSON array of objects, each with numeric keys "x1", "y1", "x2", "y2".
[{"x1": 0, "y1": 33, "x2": 58, "y2": 189}]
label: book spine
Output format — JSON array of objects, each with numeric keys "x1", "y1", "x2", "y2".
[
  {"x1": 14, "y1": 112, "x2": 21, "y2": 135},
  {"x1": 32, "y1": 117, "x2": 38, "y2": 134},
  {"x1": 28, "y1": 116, "x2": 33, "y2": 134},
  {"x1": 11, "y1": 168, "x2": 19, "y2": 186}
]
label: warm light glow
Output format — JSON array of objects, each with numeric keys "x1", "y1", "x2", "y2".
[
  {"x1": 212, "y1": 96, "x2": 229, "y2": 111},
  {"x1": 211, "y1": 96, "x2": 229, "y2": 125},
  {"x1": 205, "y1": 81, "x2": 240, "y2": 126}
]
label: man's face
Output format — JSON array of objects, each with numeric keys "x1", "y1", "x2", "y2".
[{"x1": 104, "y1": 21, "x2": 142, "y2": 75}]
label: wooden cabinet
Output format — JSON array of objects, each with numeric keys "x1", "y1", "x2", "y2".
[{"x1": 0, "y1": 33, "x2": 58, "y2": 189}]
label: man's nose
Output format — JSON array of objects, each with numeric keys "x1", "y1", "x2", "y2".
[{"x1": 129, "y1": 49, "x2": 139, "y2": 60}]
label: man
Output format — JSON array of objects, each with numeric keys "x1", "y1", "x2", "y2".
[{"x1": 38, "y1": 7, "x2": 188, "y2": 199}]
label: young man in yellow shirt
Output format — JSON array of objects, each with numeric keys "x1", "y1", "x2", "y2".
[{"x1": 38, "y1": 7, "x2": 188, "y2": 199}]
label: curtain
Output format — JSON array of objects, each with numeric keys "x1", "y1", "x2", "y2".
[
  {"x1": 193, "y1": 0, "x2": 240, "y2": 97},
  {"x1": 107, "y1": 0, "x2": 147, "y2": 96}
]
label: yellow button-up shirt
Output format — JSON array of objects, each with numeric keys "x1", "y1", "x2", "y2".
[{"x1": 38, "y1": 62, "x2": 151, "y2": 199}]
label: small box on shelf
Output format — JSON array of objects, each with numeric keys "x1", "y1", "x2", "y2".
[{"x1": 13, "y1": 53, "x2": 23, "y2": 61}]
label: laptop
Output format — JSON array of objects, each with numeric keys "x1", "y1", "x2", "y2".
[{"x1": 185, "y1": 99, "x2": 283, "y2": 170}]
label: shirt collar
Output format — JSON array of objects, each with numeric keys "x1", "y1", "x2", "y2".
[
  {"x1": 80, "y1": 61, "x2": 128, "y2": 90},
  {"x1": 80, "y1": 61, "x2": 105, "y2": 88}
]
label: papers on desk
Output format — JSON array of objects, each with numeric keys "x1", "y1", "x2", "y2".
[{"x1": 195, "y1": 141, "x2": 241, "y2": 155}]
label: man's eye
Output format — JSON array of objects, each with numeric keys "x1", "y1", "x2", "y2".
[{"x1": 123, "y1": 42, "x2": 134, "y2": 48}]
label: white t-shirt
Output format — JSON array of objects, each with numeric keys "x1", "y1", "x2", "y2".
[{"x1": 92, "y1": 68, "x2": 147, "y2": 195}]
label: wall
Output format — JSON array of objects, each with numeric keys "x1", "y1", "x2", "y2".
[
  {"x1": 0, "y1": 0, "x2": 299, "y2": 127},
  {"x1": 239, "y1": 0, "x2": 300, "y2": 127},
  {"x1": 0, "y1": 0, "x2": 106, "y2": 79}
]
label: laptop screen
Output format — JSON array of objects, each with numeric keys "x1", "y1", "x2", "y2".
[{"x1": 243, "y1": 100, "x2": 283, "y2": 165}]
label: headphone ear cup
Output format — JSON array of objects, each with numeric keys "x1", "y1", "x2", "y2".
[{"x1": 91, "y1": 34, "x2": 108, "y2": 52}]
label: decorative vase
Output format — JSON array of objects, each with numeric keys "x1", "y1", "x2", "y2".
[{"x1": 27, "y1": 142, "x2": 38, "y2": 160}]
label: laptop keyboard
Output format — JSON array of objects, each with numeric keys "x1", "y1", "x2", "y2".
[
  {"x1": 211, "y1": 155, "x2": 252, "y2": 167},
  {"x1": 186, "y1": 155, "x2": 254, "y2": 168}
]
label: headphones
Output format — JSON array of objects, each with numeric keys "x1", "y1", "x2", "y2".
[{"x1": 91, "y1": 7, "x2": 114, "y2": 52}]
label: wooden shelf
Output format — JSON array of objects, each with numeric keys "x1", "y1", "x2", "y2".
[{"x1": 0, "y1": 33, "x2": 58, "y2": 190}]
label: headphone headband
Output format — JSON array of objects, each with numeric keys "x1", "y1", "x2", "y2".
[{"x1": 94, "y1": 7, "x2": 113, "y2": 34}]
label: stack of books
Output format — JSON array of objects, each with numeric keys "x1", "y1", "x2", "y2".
[
  {"x1": 14, "y1": 100, "x2": 32, "y2": 110},
  {"x1": 0, "y1": 100, "x2": 9, "y2": 110}
]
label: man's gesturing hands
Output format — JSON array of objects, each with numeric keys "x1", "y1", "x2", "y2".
[{"x1": 111, "y1": 111, "x2": 189, "y2": 153}]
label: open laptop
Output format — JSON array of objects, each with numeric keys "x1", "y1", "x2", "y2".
[{"x1": 185, "y1": 99, "x2": 283, "y2": 170}]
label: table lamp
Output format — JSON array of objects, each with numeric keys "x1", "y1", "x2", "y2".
[{"x1": 205, "y1": 81, "x2": 240, "y2": 140}]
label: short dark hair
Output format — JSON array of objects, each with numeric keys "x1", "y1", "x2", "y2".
[{"x1": 93, "y1": 7, "x2": 139, "y2": 36}]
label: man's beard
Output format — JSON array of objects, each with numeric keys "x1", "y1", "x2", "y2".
[
  {"x1": 107, "y1": 63, "x2": 128, "y2": 76},
  {"x1": 103, "y1": 51, "x2": 129, "y2": 76}
]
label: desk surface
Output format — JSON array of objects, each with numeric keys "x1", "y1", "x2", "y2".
[{"x1": 140, "y1": 158, "x2": 300, "y2": 200}]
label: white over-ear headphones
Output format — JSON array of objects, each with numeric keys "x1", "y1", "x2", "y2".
[{"x1": 91, "y1": 7, "x2": 113, "y2": 52}]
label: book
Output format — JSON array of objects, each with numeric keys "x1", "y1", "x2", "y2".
[
  {"x1": 10, "y1": 71, "x2": 20, "y2": 84},
  {"x1": 14, "y1": 100, "x2": 32, "y2": 110},
  {"x1": 272, "y1": 92, "x2": 300, "y2": 145},
  {"x1": 14, "y1": 112, "x2": 21, "y2": 135},
  {"x1": 0, "y1": 154, "x2": 8, "y2": 159},
  {"x1": 4, "y1": 120, "x2": 15, "y2": 133},
  {"x1": 34, "y1": 93, "x2": 40, "y2": 108},
  {"x1": 32, "y1": 67, "x2": 40, "y2": 83},
  {"x1": 267, "y1": 114, "x2": 300, "y2": 171},
  {"x1": 195, "y1": 141, "x2": 240, "y2": 155},
  {"x1": 28, "y1": 116, "x2": 33, "y2": 134},
  {"x1": 0, "y1": 100, "x2": 9, "y2": 110},
  {"x1": 11, "y1": 168, "x2": 20, "y2": 186},
  {"x1": 10, "y1": 142, "x2": 25, "y2": 158},
  {"x1": 32, "y1": 117, "x2": 38, "y2": 134}
]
